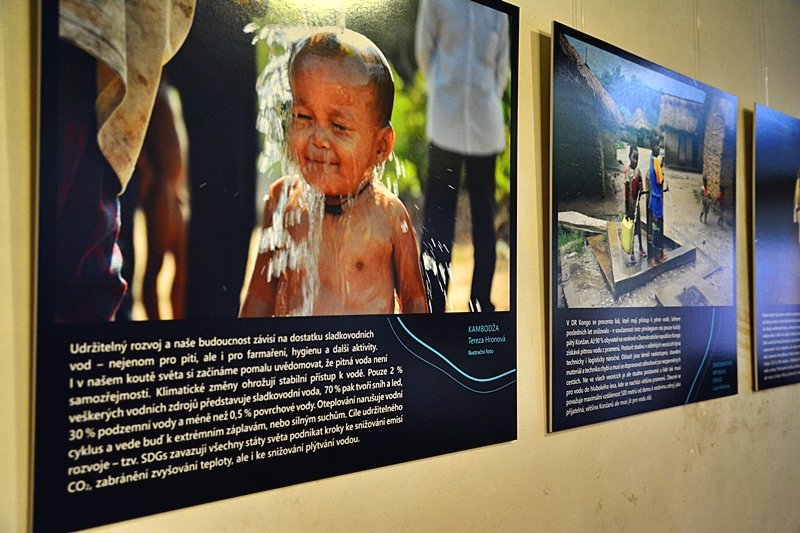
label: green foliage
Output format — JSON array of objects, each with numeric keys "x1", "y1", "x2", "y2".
[
  {"x1": 558, "y1": 228, "x2": 584, "y2": 252},
  {"x1": 495, "y1": 81, "x2": 513, "y2": 205},
  {"x1": 389, "y1": 70, "x2": 514, "y2": 217},
  {"x1": 385, "y1": 69, "x2": 428, "y2": 204}
]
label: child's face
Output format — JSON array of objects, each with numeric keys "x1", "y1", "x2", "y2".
[
  {"x1": 629, "y1": 151, "x2": 638, "y2": 170},
  {"x1": 288, "y1": 54, "x2": 393, "y2": 197}
]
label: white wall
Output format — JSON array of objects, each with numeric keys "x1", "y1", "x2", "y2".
[{"x1": 3, "y1": 1, "x2": 800, "y2": 531}]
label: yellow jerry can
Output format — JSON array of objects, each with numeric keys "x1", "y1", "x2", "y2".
[{"x1": 620, "y1": 217, "x2": 634, "y2": 254}]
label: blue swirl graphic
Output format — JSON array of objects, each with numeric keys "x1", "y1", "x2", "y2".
[
  {"x1": 685, "y1": 307, "x2": 716, "y2": 404},
  {"x1": 387, "y1": 317, "x2": 516, "y2": 394}
]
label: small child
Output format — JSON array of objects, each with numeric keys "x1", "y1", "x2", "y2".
[
  {"x1": 794, "y1": 171, "x2": 800, "y2": 243},
  {"x1": 700, "y1": 175, "x2": 710, "y2": 224},
  {"x1": 648, "y1": 137, "x2": 667, "y2": 266},
  {"x1": 715, "y1": 185, "x2": 725, "y2": 227},
  {"x1": 240, "y1": 29, "x2": 428, "y2": 317},
  {"x1": 623, "y1": 145, "x2": 647, "y2": 264}
]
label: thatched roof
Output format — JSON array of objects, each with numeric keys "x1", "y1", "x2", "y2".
[
  {"x1": 557, "y1": 35, "x2": 623, "y2": 127},
  {"x1": 657, "y1": 94, "x2": 702, "y2": 133},
  {"x1": 628, "y1": 108, "x2": 651, "y2": 130}
]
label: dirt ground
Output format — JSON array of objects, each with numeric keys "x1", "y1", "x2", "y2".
[
  {"x1": 557, "y1": 145, "x2": 735, "y2": 308},
  {"x1": 446, "y1": 233, "x2": 511, "y2": 313}
]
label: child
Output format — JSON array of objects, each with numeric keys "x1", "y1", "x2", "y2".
[
  {"x1": 794, "y1": 171, "x2": 800, "y2": 243},
  {"x1": 240, "y1": 29, "x2": 428, "y2": 317},
  {"x1": 700, "y1": 175, "x2": 710, "y2": 224},
  {"x1": 715, "y1": 185, "x2": 725, "y2": 227},
  {"x1": 648, "y1": 137, "x2": 667, "y2": 267},
  {"x1": 623, "y1": 145, "x2": 647, "y2": 264}
]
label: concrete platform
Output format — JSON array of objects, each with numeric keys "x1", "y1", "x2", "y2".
[
  {"x1": 654, "y1": 272, "x2": 725, "y2": 306},
  {"x1": 590, "y1": 220, "x2": 697, "y2": 300}
]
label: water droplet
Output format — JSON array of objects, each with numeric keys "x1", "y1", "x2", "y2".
[{"x1": 247, "y1": 14, "x2": 411, "y2": 315}]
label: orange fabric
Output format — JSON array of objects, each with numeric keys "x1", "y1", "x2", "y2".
[{"x1": 654, "y1": 156, "x2": 664, "y2": 185}]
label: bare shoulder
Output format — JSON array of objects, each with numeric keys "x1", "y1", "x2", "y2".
[
  {"x1": 268, "y1": 176, "x2": 302, "y2": 199},
  {"x1": 269, "y1": 176, "x2": 288, "y2": 195},
  {"x1": 263, "y1": 176, "x2": 303, "y2": 213},
  {"x1": 367, "y1": 183, "x2": 416, "y2": 246},
  {"x1": 370, "y1": 181, "x2": 411, "y2": 219}
]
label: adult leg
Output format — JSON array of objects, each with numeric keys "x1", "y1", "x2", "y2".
[
  {"x1": 646, "y1": 207, "x2": 654, "y2": 260},
  {"x1": 167, "y1": 2, "x2": 258, "y2": 319},
  {"x1": 651, "y1": 215, "x2": 665, "y2": 265},
  {"x1": 420, "y1": 144, "x2": 462, "y2": 313},
  {"x1": 464, "y1": 154, "x2": 497, "y2": 312},
  {"x1": 635, "y1": 217, "x2": 646, "y2": 257}
]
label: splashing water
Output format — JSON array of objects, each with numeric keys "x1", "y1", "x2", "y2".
[
  {"x1": 384, "y1": 150, "x2": 459, "y2": 312},
  {"x1": 381, "y1": 152, "x2": 402, "y2": 197},
  {"x1": 421, "y1": 240, "x2": 454, "y2": 312},
  {"x1": 245, "y1": 21, "x2": 327, "y2": 315},
  {"x1": 246, "y1": 14, "x2": 402, "y2": 315},
  {"x1": 256, "y1": 174, "x2": 325, "y2": 316},
  {"x1": 244, "y1": 11, "x2": 463, "y2": 315}
]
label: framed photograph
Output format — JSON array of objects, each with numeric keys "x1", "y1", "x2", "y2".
[
  {"x1": 753, "y1": 103, "x2": 800, "y2": 390},
  {"x1": 549, "y1": 22, "x2": 737, "y2": 431},
  {"x1": 34, "y1": 1, "x2": 518, "y2": 529}
]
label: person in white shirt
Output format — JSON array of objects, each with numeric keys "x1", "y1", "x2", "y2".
[{"x1": 415, "y1": 0, "x2": 510, "y2": 312}]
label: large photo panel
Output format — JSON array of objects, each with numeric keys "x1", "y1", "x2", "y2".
[
  {"x1": 34, "y1": 1, "x2": 518, "y2": 530},
  {"x1": 753, "y1": 104, "x2": 800, "y2": 390},
  {"x1": 549, "y1": 22, "x2": 737, "y2": 432}
]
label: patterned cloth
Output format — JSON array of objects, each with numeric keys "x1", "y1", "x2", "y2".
[
  {"x1": 59, "y1": 0, "x2": 194, "y2": 192},
  {"x1": 648, "y1": 153, "x2": 664, "y2": 219},
  {"x1": 55, "y1": 1, "x2": 194, "y2": 321},
  {"x1": 56, "y1": 42, "x2": 126, "y2": 321}
]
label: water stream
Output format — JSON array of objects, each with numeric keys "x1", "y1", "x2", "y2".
[{"x1": 246, "y1": 13, "x2": 451, "y2": 314}]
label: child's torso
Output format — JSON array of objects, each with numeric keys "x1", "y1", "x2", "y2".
[{"x1": 274, "y1": 188, "x2": 400, "y2": 316}]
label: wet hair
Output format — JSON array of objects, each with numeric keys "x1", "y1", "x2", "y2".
[{"x1": 289, "y1": 29, "x2": 394, "y2": 127}]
